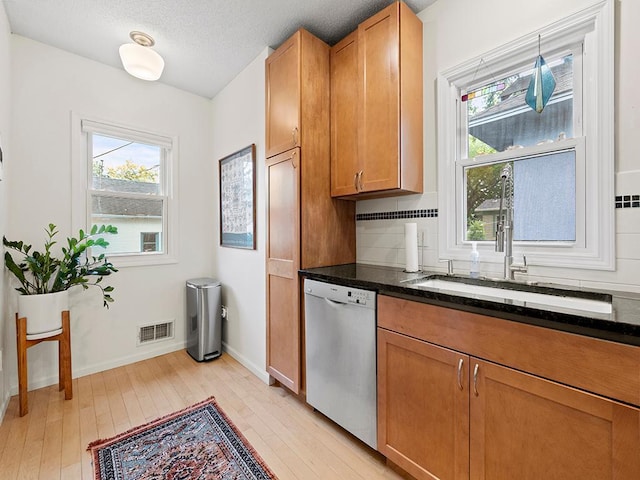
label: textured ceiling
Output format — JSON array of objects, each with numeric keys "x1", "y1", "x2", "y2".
[{"x1": 3, "y1": 0, "x2": 435, "y2": 99}]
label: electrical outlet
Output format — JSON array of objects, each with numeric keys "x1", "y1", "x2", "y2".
[{"x1": 221, "y1": 305, "x2": 228, "y2": 320}]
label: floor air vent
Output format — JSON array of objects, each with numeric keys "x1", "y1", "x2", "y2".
[{"x1": 138, "y1": 321, "x2": 174, "y2": 345}]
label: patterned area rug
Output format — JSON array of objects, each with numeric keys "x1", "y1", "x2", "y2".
[{"x1": 87, "y1": 396, "x2": 278, "y2": 480}]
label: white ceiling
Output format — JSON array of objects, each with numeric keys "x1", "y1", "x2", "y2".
[{"x1": 2, "y1": 0, "x2": 435, "y2": 99}]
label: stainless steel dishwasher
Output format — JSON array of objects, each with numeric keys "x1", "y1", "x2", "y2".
[{"x1": 304, "y1": 278, "x2": 377, "y2": 449}]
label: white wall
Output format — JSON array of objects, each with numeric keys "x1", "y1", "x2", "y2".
[
  {"x1": 0, "y1": 2, "x2": 11, "y2": 419},
  {"x1": 211, "y1": 48, "x2": 270, "y2": 383},
  {"x1": 5, "y1": 36, "x2": 214, "y2": 397},
  {"x1": 357, "y1": 0, "x2": 640, "y2": 292},
  {"x1": 3, "y1": 0, "x2": 635, "y2": 422}
]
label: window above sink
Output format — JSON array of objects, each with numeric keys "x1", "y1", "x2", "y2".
[{"x1": 436, "y1": 1, "x2": 614, "y2": 271}]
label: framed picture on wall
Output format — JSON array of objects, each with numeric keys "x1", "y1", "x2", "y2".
[{"x1": 219, "y1": 144, "x2": 256, "y2": 249}]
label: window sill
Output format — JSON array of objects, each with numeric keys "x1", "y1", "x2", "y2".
[{"x1": 111, "y1": 253, "x2": 178, "y2": 268}]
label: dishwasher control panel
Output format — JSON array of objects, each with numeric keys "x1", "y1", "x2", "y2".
[
  {"x1": 347, "y1": 289, "x2": 372, "y2": 305},
  {"x1": 304, "y1": 278, "x2": 376, "y2": 309}
]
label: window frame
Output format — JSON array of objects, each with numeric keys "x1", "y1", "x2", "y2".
[
  {"x1": 436, "y1": 0, "x2": 614, "y2": 271},
  {"x1": 141, "y1": 232, "x2": 161, "y2": 252},
  {"x1": 72, "y1": 114, "x2": 178, "y2": 267}
]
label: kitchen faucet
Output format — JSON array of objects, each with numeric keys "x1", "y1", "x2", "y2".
[{"x1": 495, "y1": 164, "x2": 528, "y2": 280}]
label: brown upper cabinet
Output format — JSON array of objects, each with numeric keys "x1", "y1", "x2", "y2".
[
  {"x1": 331, "y1": 2, "x2": 424, "y2": 199},
  {"x1": 266, "y1": 33, "x2": 300, "y2": 158}
]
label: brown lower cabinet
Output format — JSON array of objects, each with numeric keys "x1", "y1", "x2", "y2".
[
  {"x1": 265, "y1": 146, "x2": 355, "y2": 395},
  {"x1": 377, "y1": 296, "x2": 640, "y2": 480},
  {"x1": 471, "y1": 358, "x2": 639, "y2": 480},
  {"x1": 378, "y1": 329, "x2": 469, "y2": 479},
  {"x1": 266, "y1": 149, "x2": 301, "y2": 393}
]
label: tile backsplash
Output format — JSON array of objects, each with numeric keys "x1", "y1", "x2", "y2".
[
  {"x1": 355, "y1": 183, "x2": 640, "y2": 292},
  {"x1": 615, "y1": 195, "x2": 640, "y2": 209},
  {"x1": 356, "y1": 209, "x2": 438, "y2": 221},
  {"x1": 356, "y1": 193, "x2": 441, "y2": 270}
]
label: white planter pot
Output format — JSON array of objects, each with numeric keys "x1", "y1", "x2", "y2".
[{"x1": 18, "y1": 290, "x2": 69, "y2": 336}]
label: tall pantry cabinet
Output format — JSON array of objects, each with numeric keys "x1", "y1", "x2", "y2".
[{"x1": 265, "y1": 29, "x2": 355, "y2": 393}]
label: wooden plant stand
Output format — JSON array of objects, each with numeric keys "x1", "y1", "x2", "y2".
[{"x1": 16, "y1": 311, "x2": 72, "y2": 416}]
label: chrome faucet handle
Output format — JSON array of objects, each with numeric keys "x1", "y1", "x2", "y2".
[
  {"x1": 439, "y1": 259, "x2": 454, "y2": 275},
  {"x1": 510, "y1": 255, "x2": 528, "y2": 275}
]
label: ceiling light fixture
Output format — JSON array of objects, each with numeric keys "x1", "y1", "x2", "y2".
[{"x1": 119, "y1": 31, "x2": 165, "y2": 81}]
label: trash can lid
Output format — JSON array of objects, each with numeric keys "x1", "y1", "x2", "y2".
[{"x1": 186, "y1": 278, "x2": 221, "y2": 288}]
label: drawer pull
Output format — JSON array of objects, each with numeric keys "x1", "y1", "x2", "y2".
[
  {"x1": 457, "y1": 358, "x2": 464, "y2": 390},
  {"x1": 473, "y1": 363, "x2": 480, "y2": 396}
]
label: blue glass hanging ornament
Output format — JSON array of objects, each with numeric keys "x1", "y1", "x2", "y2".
[{"x1": 525, "y1": 35, "x2": 556, "y2": 113}]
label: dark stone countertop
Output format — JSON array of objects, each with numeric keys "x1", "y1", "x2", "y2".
[{"x1": 299, "y1": 263, "x2": 640, "y2": 347}]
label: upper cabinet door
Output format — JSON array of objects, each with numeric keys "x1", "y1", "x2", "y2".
[
  {"x1": 330, "y1": 2, "x2": 423, "y2": 199},
  {"x1": 330, "y1": 32, "x2": 360, "y2": 197},
  {"x1": 266, "y1": 33, "x2": 301, "y2": 158},
  {"x1": 358, "y1": 3, "x2": 401, "y2": 193}
]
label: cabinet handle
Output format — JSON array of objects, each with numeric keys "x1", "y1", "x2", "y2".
[
  {"x1": 473, "y1": 363, "x2": 479, "y2": 396},
  {"x1": 291, "y1": 150, "x2": 297, "y2": 169},
  {"x1": 457, "y1": 358, "x2": 464, "y2": 390},
  {"x1": 357, "y1": 170, "x2": 364, "y2": 191},
  {"x1": 354, "y1": 172, "x2": 359, "y2": 191},
  {"x1": 292, "y1": 127, "x2": 299, "y2": 145}
]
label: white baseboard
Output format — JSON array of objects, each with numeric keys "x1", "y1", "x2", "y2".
[
  {"x1": 5, "y1": 339, "x2": 271, "y2": 397},
  {"x1": 222, "y1": 341, "x2": 270, "y2": 384},
  {"x1": 0, "y1": 390, "x2": 10, "y2": 425},
  {"x1": 8, "y1": 339, "x2": 187, "y2": 396}
]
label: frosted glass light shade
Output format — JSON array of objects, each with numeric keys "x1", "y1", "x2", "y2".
[{"x1": 119, "y1": 43, "x2": 165, "y2": 81}]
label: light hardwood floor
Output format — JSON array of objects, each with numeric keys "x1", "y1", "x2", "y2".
[{"x1": 0, "y1": 350, "x2": 406, "y2": 480}]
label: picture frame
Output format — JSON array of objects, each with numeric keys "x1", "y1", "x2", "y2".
[{"x1": 219, "y1": 144, "x2": 256, "y2": 249}]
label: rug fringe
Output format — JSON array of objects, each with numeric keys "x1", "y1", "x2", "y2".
[{"x1": 86, "y1": 395, "x2": 217, "y2": 451}]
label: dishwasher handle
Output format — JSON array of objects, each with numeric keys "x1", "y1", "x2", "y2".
[{"x1": 324, "y1": 297, "x2": 346, "y2": 306}]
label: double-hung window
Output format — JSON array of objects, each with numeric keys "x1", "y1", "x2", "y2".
[
  {"x1": 75, "y1": 118, "x2": 176, "y2": 266},
  {"x1": 437, "y1": 1, "x2": 614, "y2": 270}
]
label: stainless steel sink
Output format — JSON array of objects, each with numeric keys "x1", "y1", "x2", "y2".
[{"x1": 410, "y1": 278, "x2": 612, "y2": 315}]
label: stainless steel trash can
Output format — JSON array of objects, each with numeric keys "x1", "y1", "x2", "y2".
[{"x1": 186, "y1": 278, "x2": 222, "y2": 361}]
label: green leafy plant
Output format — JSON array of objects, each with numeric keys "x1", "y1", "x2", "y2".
[
  {"x1": 3, "y1": 223, "x2": 119, "y2": 308},
  {"x1": 466, "y1": 218, "x2": 486, "y2": 241}
]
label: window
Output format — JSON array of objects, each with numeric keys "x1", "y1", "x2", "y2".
[
  {"x1": 73, "y1": 117, "x2": 177, "y2": 266},
  {"x1": 466, "y1": 149, "x2": 577, "y2": 243},
  {"x1": 464, "y1": 53, "x2": 579, "y2": 244},
  {"x1": 437, "y1": 1, "x2": 614, "y2": 270},
  {"x1": 141, "y1": 232, "x2": 160, "y2": 252}
]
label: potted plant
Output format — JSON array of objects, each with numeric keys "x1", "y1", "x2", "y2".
[{"x1": 3, "y1": 223, "x2": 118, "y2": 336}]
